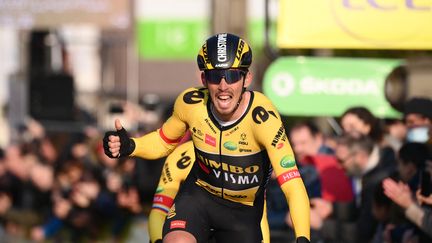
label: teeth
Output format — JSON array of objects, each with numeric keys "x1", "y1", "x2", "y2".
[{"x1": 218, "y1": 95, "x2": 231, "y2": 100}]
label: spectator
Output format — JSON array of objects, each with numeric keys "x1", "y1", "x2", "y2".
[
  {"x1": 340, "y1": 106, "x2": 384, "y2": 145},
  {"x1": 383, "y1": 118, "x2": 407, "y2": 152},
  {"x1": 287, "y1": 121, "x2": 354, "y2": 242},
  {"x1": 397, "y1": 142, "x2": 430, "y2": 191},
  {"x1": 383, "y1": 178, "x2": 432, "y2": 239},
  {"x1": 403, "y1": 98, "x2": 432, "y2": 129},
  {"x1": 290, "y1": 121, "x2": 353, "y2": 202},
  {"x1": 403, "y1": 98, "x2": 432, "y2": 152},
  {"x1": 336, "y1": 134, "x2": 396, "y2": 242}
]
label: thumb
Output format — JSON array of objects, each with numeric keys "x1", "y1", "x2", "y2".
[{"x1": 115, "y1": 119, "x2": 123, "y2": 131}]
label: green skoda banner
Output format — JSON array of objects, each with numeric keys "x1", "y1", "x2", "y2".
[
  {"x1": 262, "y1": 57, "x2": 402, "y2": 118},
  {"x1": 136, "y1": 20, "x2": 209, "y2": 59}
]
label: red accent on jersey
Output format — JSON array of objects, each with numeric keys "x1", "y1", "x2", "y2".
[
  {"x1": 159, "y1": 129, "x2": 182, "y2": 144},
  {"x1": 277, "y1": 169, "x2": 301, "y2": 185},
  {"x1": 153, "y1": 194, "x2": 174, "y2": 208},
  {"x1": 198, "y1": 160, "x2": 210, "y2": 174}
]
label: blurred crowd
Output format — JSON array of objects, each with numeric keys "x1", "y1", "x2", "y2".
[
  {"x1": 0, "y1": 102, "x2": 166, "y2": 242},
  {"x1": 267, "y1": 97, "x2": 432, "y2": 243},
  {"x1": 0, "y1": 96, "x2": 431, "y2": 243}
]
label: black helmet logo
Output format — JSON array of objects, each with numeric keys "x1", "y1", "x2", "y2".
[
  {"x1": 197, "y1": 33, "x2": 252, "y2": 71},
  {"x1": 216, "y1": 33, "x2": 228, "y2": 65}
]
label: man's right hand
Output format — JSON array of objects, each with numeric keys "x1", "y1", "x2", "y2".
[{"x1": 103, "y1": 119, "x2": 135, "y2": 158}]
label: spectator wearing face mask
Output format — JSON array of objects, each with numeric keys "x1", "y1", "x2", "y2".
[{"x1": 403, "y1": 98, "x2": 432, "y2": 144}]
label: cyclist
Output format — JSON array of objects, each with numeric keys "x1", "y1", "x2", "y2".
[
  {"x1": 148, "y1": 140, "x2": 270, "y2": 243},
  {"x1": 104, "y1": 33, "x2": 310, "y2": 243}
]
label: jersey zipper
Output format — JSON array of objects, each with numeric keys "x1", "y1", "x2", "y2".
[{"x1": 218, "y1": 127, "x2": 224, "y2": 199}]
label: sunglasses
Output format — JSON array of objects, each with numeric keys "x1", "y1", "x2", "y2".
[{"x1": 204, "y1": 69, "x2": 247, "y2": 84}]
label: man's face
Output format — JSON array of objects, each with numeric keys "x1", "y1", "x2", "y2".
[
  {"x1": 203, "y1": 69, "x2": 251, "y2": 121},
  {"x1": 290, "y1": 126, "x2": 322, "y2": 160},
  {"x1": 336, "y1": 144, "x2": 363, "y2": 177}
]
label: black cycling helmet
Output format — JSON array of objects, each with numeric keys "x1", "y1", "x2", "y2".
[{"x1": 197, "y1": 33, "x2": 252, "y2": 71}]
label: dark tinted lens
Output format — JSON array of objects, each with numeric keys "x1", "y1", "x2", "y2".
[{"x1": 205, "y1": 70, "x2": 244, "y2": 84}]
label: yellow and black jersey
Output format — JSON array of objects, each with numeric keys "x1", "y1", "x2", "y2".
[
  {"x1": 148, "y1": 140, "x2": 271, "y2": 243},
  {"x1": 132, "y1": 87, "x2": 310, "y2": 239}
]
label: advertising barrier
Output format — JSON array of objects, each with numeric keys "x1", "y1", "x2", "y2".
[{"x1": 262, "y1": 57, "x2": 402, "y2": 118}]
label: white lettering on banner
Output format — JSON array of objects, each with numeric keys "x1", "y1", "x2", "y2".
[
  {"x1": 300, "y1": 76, "x2": 380, "y2": 95},
  {"x1": 272, "y1": 73, "x2": 380, "y2": 97}
]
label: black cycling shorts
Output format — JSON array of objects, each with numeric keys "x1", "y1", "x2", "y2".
[{"x1": 162, "y1": 177, "x2": 264, "y2": 243}]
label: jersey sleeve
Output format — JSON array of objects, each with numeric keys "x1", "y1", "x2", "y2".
[
  {"x1": 253, "y1": 95, "x2": 310, "y2": 240},
  {"x1": 148, "y1": 141, "x2": 195, "y2": 243},
  {"x1": 131, "y1": 90, "x2": 191, "y2": 159}
]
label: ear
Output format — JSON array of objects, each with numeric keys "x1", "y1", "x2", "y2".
[
  {"x1": 201, "y1": 72, "x2": 207, "y2": 87},
  {"x1": 243, "y1": 71, "x2": 253, "y2": 88}
]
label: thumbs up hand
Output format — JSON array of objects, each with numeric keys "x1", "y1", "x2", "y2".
[{"x1": 103, "y1": 119, "x2": 135, "y2": 158}]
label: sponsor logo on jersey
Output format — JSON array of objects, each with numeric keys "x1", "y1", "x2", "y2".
[
  {"x1": 170, "y1": 220, "x2": 186, "y2": 229},
  {"x1": 205, "y1": 134, "x2": 216, "y2": 147},
  {"x1": 167, "y1": 204, "x2": 176, "y2": 219},
  {"x1": 192, "y1": 127, "x2": 203, "y2": 136},
  {"x1": 238, "y1": 133, "x2": 249, "y2": 151},
  {"x1": 223, "y1": 141, "x2": 237, "y2": 151},
  {"x1": 197, "y1": 181, "x2": 222, "y2": 197},
  {"x1": 252, "y1": 106, "x2": 277, "y2": 124},
  {"x1": 280, "y1": 155, "x2": 296, "y2": 168},
  {"x1": 239, "y1": 148, "x2": 252, "y2": 153},
  {"x1": 277, "y1": 169, "x2": 301, "y2": 185},
  {"x1": 224, "y1": 192, "x2": 247, "y2": 199},
  {"x1": 192, "y1": 127, "x2": 204, "y2": 141},
  {"x1": 276, "y1": 143, "x2": 284, "y2": 149},
  {"x1": 204, "y1": 118, "x2": 217, "y2": 134},
  {"x1": 271, "y1": 126, "x2": 287, "y2": 147},
  {"x1": 155, "y1": 186, "x2": 164, "y2": 193},
  {"x1": 183, "y1": 90, "x2": 205, "y2": 104},
  {"x1": 196, "y1": 153, "x2": 260, "y2": 185},
  {"x1": 225, "y1": 126, "x2": 239, "y2": 136},
  {"x1": 162, "y1": 163, "x2": 173, "y2": 183},
  {"x1": 176, "y1": 151, "x2": 192, "y2": 169}
]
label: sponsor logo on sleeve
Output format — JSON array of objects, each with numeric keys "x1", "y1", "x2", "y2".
[
  {"x1": 277, "y1": 169, "x2": 301, "y2": 185},
  {"x1": 252, "y1": 106, "x2": 277, "y2": 124},
  {"x1": 271, "y1": 126, "x2": 287, "y2": 147},
  {"x1": 170, "y1": 220, "x2": 187, "y2": 229},
  {"x1": 176, "y1": 151, "x2": 192, "y2": 169},
  {"x1": 183, "y1": 90, "x2": 204, "y2": 104},
  {"x1": 155, "y1": 186, "x2": 164, "y2": 193},
  {"x1": 280, "y1": 155, "x2": 296, "y2": 168}
]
